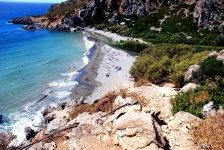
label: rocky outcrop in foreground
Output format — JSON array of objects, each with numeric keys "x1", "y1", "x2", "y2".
[{"x1": 20, "y1": 84, "x2": 199, "y2": 150}]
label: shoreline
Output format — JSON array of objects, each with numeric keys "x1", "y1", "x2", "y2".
[
  {"x1": 11, "y1": 29, "x2": 136, "y2": 145},
  {"x1": 68, "y1": 31, "x2": 105, "y2": 102},
  {"x1": 69, "y1": 30, "x2": 136, "y2": 104}
]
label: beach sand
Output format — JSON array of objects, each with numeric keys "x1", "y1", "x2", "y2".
[
  {"x1": 85, "y1": 44, "x2": 136, "y2": 103},
  {"x1": 86, "y1": 28, "x2": 147, "y2": 43},
  {"x1": 69, "y1": 30, "x2": 136, "y2": 104}
]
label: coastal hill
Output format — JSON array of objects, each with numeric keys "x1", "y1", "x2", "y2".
[
  {"x1": 9, "y1": 0, "x2": 224, "y2": 35},
  {"x1": 4, "y1": 0, "x2": 224, "y2": 149}
]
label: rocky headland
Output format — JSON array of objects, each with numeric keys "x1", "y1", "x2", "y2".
[{"x1": 8, "y1": 0, "x2": 224, "y2": 34}]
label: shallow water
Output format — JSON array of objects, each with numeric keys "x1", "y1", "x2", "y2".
[{"x1": 0, "y1": 1, "x2": 94, "y2": 144}]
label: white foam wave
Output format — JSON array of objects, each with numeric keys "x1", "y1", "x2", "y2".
[
  {"x1": 61, "y1": 71, "x2": 79, "y2": 80},
  {"x1": 53, "y1": 91, "x2": 72, "y2": 99},
  {"x1": 83, "y1": 36, "x2": 95, "y2": 51},
  {"x1": 9, "y1": 110, "x2": 43, "y2": 146},
  {"x1": 48, "y1": 80, "x2": 61, "y2": 87},
  {"x1": 82, "y1": 55, "x2": 89, "y2": 66},
  {"x1": 49, "y1": 80, "x2": 78, "y2": 88},
  {"x1": 58, "y1": 81, "x2": 78, "y2": 88}
]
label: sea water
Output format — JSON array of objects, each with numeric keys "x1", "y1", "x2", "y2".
[{"x1": 0, "y1": 1, "x2": 94, "y2": 144}]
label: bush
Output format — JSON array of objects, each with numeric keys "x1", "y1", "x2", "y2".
[
  {"x1": 130, "y1": 44, "x2": 209, "y2": 87},
  {"x1": 171, "y1": 86, "x2": 224, "y2": 118},
  {"x1": 171, "y1": 88, "x2": 211, "y2": 118},
  {"x1": 114, "y1": 41, "x2": 149, "y2": 52},
  {"x1": 191, "y1": 112, "x2": 224, "y2": 149},
  {"x1": 200, "y1": 56, "x2": 224, "y2": 78}
]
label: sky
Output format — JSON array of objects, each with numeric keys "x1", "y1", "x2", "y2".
[{"x1": 0, "y1": 0, "x2": 67, "y2": 3}]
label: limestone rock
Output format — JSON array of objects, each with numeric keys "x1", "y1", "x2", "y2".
[
  {"x1": 193, "y1": 0, "x2": 224, "y2": 33},
  {"x1": 216, "y1": 50, "x2": 224, "y2": 61},
  {"x1": 114, "y1": 96, "x2": 134, "y2": 108},
  {"x1": 8, "y1": 16, "x2": 34, "y2": 25},
  {"x1": 202, "y1": 101, "x2": 216, "y2": 116},
  {"x1": 179, "y1": 83, "x2": 198, "y2": 93},
  {"x1": 184, "y1": 65, "x2": 200, "y2": 81},
  {"x1": 162, "y1": 111, "x2": 201, "y2": 150},
  {"x1": 42, "y1": 105, "x2": 55, "y2": 117},
  {"x1": 113, "y1": 111, "x2": 167, "y2": 150},
  {"x1": 45, "y1": 116, "x2": 68, "y2": 134},
  {"x1": 24, "y1": 127, "x2": 36, "y2": 140},
  {"x1": 27, "y1": 142, "x2": 44, "y2": 150},
  {"x1": 42, "y1": 142, "x2": 56, "y2": 150}
]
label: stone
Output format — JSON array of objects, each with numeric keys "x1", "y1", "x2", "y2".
[
  {"x1": 8, "y1": 16, "x2": 34, "y2": 25},
  {"x1": 42, "y1": 142, "x2": 56, "y2": 150},
  {"x1": 24, "y1": 127, "x2": 36, "y2": 140},
  {"x1": 45, "y1": 116, "x2": 68, "y2": 134},
  {"x1": 42, "y1": 105, "x2": 55, "y2": 117},
  {"x1": 113, "y1": 111, "x2": 166, "y2": 150},
  {"x1": 114, "y1": 96, "x2": 134, "y2": 108},
  {"x1": 193, "y1": 0, "x2": 224, "y2": 33},
  {"x1": 184, "y1": 65, "x2": 200, "y2": 81},
  {"x1": 179, "y1": 83, "x2": 199, "y2": 93},
  {"x1": 162, "y1": 111, "x2": 201, "y2": 150},
  {"x1": 202, "y1": 101, "x2": 216, "y2": 116},
  {"x1": 207, "y1": 51, "x2": 218, "y2": 58},
  {"x1": 27, "y1": 142, "x2": 44, "y2": 150}
]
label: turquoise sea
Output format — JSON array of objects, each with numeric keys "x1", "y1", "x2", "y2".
[{"x1": 0, "y1": 1, "x2": 94, "y2": 143}]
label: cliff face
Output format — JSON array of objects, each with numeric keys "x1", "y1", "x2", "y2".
[
  {"x1": 8, "y1": 0, "x2": 224, "y2": 34},
  {"x1": 194, "y1": 0, "x2": 224, "y2": 33}
]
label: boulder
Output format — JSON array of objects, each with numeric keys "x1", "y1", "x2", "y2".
[
  {"x1": 217, "y1": 50, "x2": 224, "y2": 61},
  {"x1": 8, "y1": 16, "x2": 34, "y2": 25},
  {"x1": 193, "y1": 0, "x2": 224, "y2": 33},
  {"x1": 113, "y1": 111, "x2": 167, "y2": 150},
  {"x1": 42, "y1": 105, "x2": 55, "y2": 117},
  {"x1": 179, "y1": 83, "x2": 198, "y2": 93},
  {"x1": 184, "y1": 65, "x2": 200, "y2": 81},
  {"x1": 45, "y1": 116, "x2": 68, "y2": 134},
  {"x1": 24, "y1": 127, "x2": 36, "y2": 140},
  {"x1": 114, "y1": 96, "x2": 134, "y2": 108},
  {"x1": 162, "y1": 111, "x2": 201, "y2": 150},
  {"x1": 202, "y1": 101, "x2": 216, "y2": 116}
]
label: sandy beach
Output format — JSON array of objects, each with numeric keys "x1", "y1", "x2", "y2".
[
  {"x1": 69, "y1": 30, "x2": 135, "y2": 104},
  {"x1": 86, "y1": 28, "x2": 147, "y2": 43},
  {"x1": 85, "y1": 44, "x2": 136, "y2": 103}
]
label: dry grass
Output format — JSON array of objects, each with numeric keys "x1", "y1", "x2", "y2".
[
  {"x1": 69, "y1": 88, "x2": 148, "y2": 120},
  {"x1": 191, "y1": 112, "x2": 224, "y2": 150},
  {"x1": 195, "y1": 91, "x2": 210, "y2": 104},
  {"x1": 0, "y1": 132, "x2": 16, "y2": 150},
  {"x1": 69, "y1": 104, "x2": 94, "y2": 120},
  {"x1": 134, "y1": 78, "x2": 150, "y2": 87},
  {"x1": 189, "y1": 91, "x2": 210, "y2": 105},
  {"x1": 92, "y1": 91, "x2": 117, "y2": 112},
  {"x1": 128, "y1": 91, "x2": 148, "y2": 107}
]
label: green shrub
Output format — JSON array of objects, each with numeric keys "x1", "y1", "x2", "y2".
[
  {"x1": 171, "y1": 86, "x2": 224, "y2": 118},
  {"x1": 200, "y1": 57, "x2": 224, "y2": 78},
  {"x1": 114, "y1": 41, "x2": 149, "y2": 52},
  {"x1": 130, "y1": 44, "x2": 209, "y2": 87}
]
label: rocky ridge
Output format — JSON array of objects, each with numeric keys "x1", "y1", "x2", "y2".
[
  {"x1": 194, "y1": 0, "x2": 224, "y2": 33},
  {"x1": 18, "y1": 84, "x2": 200, "y2": 150},
  {"x1": 8, "y1": 0, "x2": 224, "y2": 33}
]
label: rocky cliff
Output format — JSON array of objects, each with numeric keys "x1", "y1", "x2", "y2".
[
  {"x1": 9, "y1": 0, "x2": 224, "y2": 34},
  {"x1": 18, "y1": 84, "x2": 200, "y2": 150},
  {"x1": 194, "y1": 0, "x2": 224, "y2": 33}
]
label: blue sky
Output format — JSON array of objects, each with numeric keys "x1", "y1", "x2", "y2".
[{"x1": 0, "y1": 0, "x2": 66, "y2": 3}]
